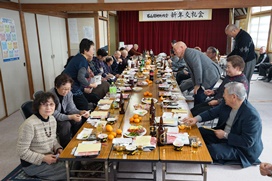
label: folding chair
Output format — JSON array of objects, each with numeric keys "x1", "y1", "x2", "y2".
[
  {"x1": 33, "y1": 90, "x2": 44, "y2": 99},
  {"x1": 20, "y1": 100, "x2": 33, "y2": 120}
]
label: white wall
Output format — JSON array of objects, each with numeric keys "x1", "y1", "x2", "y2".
[
  {"x1": 24, "y1": 12, "x2": 44, "y2": 93},
  {"x1": 68, "y1": 18, "x2": 96, "y2": 56},
  {"x1": 0, "y1": 8, "x2": 30, "y2": 115}
]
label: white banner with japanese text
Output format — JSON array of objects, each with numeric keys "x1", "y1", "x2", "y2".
[{"x1": 139, "y1": 10, "x2": 212, "y2": 22}]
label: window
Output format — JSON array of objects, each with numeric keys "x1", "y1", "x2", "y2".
[
  {"x1": 251, "y1": 6, "x2": 272, "y2": 13},
  {"x1": 249, "y1": 15, "x2": 271, "y2": 49}
]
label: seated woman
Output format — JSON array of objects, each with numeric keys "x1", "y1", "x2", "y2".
[
  {"x1": 17, "y1": 92, "x2": 66, "y2": 180},
  {"x1": 49, "y1": 74, "x2": 90, "y2": 148},
  {"x1": 104, "y1": 56, "x2": 116, "y2": 83}
]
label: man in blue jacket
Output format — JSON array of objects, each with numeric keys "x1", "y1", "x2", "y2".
[{"x1": 184, "y1": 82, "x2": 263, "y2": 168}]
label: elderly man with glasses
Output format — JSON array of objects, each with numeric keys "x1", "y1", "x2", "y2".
[{"x1": 183, "y1": 82, "x2": 263, "y2": 168}]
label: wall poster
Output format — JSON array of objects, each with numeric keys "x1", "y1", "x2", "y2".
[{"x1": 0, "y1": 17, "x2": 19, "y2": 62}]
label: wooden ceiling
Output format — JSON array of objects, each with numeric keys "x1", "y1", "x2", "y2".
[{"x1": 0, "y1": 0, "x2": 271, "y2": 13}]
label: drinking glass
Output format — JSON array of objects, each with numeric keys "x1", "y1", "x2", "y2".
[
  {"x1": 96, "y1": 123, "x2": 103, "y2": 134},
  {"x1": 191, "y1": 137, "x2": 199, "y2": 153}
]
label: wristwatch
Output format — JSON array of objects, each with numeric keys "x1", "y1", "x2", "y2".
[{"x1": 224, "y1": 132, "x2": 229, "y2": 139}]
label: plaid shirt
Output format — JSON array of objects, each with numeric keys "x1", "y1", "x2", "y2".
[{"x1": 89, "y1": 57, "x2": 107, "y2": 77}]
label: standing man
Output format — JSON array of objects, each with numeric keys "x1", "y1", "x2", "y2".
[
  {"x1": 225, "y1": 24, "x2": 256, "y2": 92},
  {"x1": 173, "y1": 41, "x2": 221, "y2": 106},
  {"x1": 184, "y1": 82, "x2": 263, "y2": 168}
]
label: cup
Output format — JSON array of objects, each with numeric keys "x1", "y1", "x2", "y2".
[
  {"x1": 190, "y1": 137, "x2": 199, "y2": 153},
  {"x1": 96, "y1": 123, "x2": 103, "y2": 134},
  {"x1": 173, "y1": 138, "x2": 184, "y2": 151}
]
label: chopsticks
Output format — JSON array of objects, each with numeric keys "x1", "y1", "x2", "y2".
[{"x1": 202, "y1": 126, "x2": 215, "y2": 131}]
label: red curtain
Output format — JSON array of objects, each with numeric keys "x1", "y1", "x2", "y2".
[{"x1": 117, "y1": 9, "x2": 229, "y2": 55}]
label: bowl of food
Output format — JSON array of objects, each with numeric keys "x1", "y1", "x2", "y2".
[
  {"x1": 173, "y1": 138, "x2": 184, "y2": 151},
  {"x1": 114, "y1": 145, "x2": 126, "y2": 152},
  {"x1": 126, "y1": 145, "x2": 137, "y2": 151},
  {"x1": 97, "y1": 133, "x2": 108, "y2": 142}
]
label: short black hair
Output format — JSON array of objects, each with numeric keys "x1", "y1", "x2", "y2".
[
  {"x1": 32, "y1": 92, "x2": 57, "y2": 114},
  {"x1": 105, "y1": 57, "x2": 113, "y2": 63},
  {"x1": 55, "y1": 73, "x2": 74, "y2": 88},
  {"x1": 79, "y1": 38, "x2": 94, "y2": 54},
  {"x1": 119, "y1": 47, "x2": 125, "y2": 51},
  {"x1": 97, "y1": 48, "x2": 108, "y2": 57}
]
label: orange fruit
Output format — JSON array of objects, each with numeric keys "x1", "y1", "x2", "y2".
[
  {"x1": 116, "y1": 129, "x2": 122, "y2": 135},
  {"x1": 138, "y1": 117, "x2": 142, "y2": 121},
  {"x1": 143, "y1": 92, "x2": 148, "y2": 96},
  {"x1": 160, "y1": 96, "x2": 164, "y2": 101},
  {"x1": 134, "y1": 118, "x2": 140, "y2": 123},
  {"x1": 148, "y1": 92, "x2": 152, "y2": 96},
  {"x1": 148, "y1": 81, "x2": 153, "y2": 84},
  {"x1": 146, "y1": 79, "x2": 149, "y2": 82},
  {"x1": 106, "y1": 125, "x2": 113, "y2": 132},
  {"x1": 129, "y1": 117, "x2": 134, "y2": 122},
  {"x1": 133, "y1": 114, "x2": 139, "y2": 119},
  {"x1": 108, "y1": 134, "x2": 114, "y2": 140},
  {"x1": 110, "y1": 131, "x2": 117, "y2": 137}
]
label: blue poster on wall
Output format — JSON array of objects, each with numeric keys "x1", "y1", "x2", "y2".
[{"x1": 0, "y1": 17, "x2": 20, "y2": 62}]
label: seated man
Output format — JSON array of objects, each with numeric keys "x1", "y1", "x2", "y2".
[
  {"x1": 259, "y1": 61, "x2": 272, "y2": 81},
  {"x1": 111, "y1": 50, "x2": 122, "y2": 77},
  {"x1": 116, "y1": 49, "x2": 129, "y2": 74},
  {"x1": 90, "y1": 48, "x2": 114, "y2": 81},
  {"x1": 206, "y1": 46, "x2": 219, "y2": 64},
  {"x1": 255, "y1": 46, "x2": 270, "y2": 72},
  {"x1": 128, "y1": 44, "x2": 142, "y2": 57},
  {"x1": 184, "y1": 82, "x2": 263, "y2": 168},
  {"x1": 191, "y1": 55, "x2": 248, "y2": 116}
]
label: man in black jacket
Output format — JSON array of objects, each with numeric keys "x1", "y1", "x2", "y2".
[
  {"x1": 225, "y1": 24, "x2": 256, "y2": 93},
  {"x1": 255, "y1": 46, "x2": 270, "y2": 72}
]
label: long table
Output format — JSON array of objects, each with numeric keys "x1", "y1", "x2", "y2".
[{"x1": 59, "y1": 69, "x2": 213, "y2": 181}]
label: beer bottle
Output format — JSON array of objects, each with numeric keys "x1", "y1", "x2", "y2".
[
  {"x1": 157, "y1": 117, "x2": 165, "y2": 146},
  {"x1": 119, "y1": 92, "x2": 125, "y2": 114}
]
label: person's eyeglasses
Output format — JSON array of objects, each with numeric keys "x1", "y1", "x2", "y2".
[{"x1": 41, "y1": 102, "x2": 55, "y2": 107}]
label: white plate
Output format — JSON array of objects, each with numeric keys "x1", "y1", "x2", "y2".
[
  {"x1": 107, "y1": 117, "x2": 116, "y2": 122},
  {"x1": 124, "y1": 127, "x2": 147, "y2": 138},
  {"x1": 141, "y1": 98, "x2": 158, "y2": 104},
  {"x1": 99, "y1": 104, "x2": 111, "y2": 110},
  {"x1": 137, "y1": 81, "x2": 148, "y2": 86},
  {"x1": 133, "y1": 109, "x2": 148, "y2": 116},
  {"x1": 97, "y1": 133, "x2": 108, "y2": 139},
  {"x1": 132, "y1": 87, "x2": 143, "y2": 92},
  {"x1": 76, "y1": 128, "x2": 93, "y2": 140}
]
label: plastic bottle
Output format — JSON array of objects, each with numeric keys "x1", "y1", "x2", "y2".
[{"x1": 109, "y1": 82, "x2": 117, "y2": 99}]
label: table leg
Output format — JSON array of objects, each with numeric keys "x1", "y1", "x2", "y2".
[
  {"x1": 162, "y1": 162, "x2": 166, "y2": 181},
  {"x1": 65, "y1": 161, "x2": 70, "y2": 181},
  {"x1": 153, "y1": 162, "x2": 156, "y2": 181},
  {"x1": 113, "y1": 162, "x2": 117, "y2": 181},
  {"x1": 105, "y1": 160, "x2": 109, "y2": 181},
  {"x1": 203, "y1": 164, "x2": 207, "y2": 181}
]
